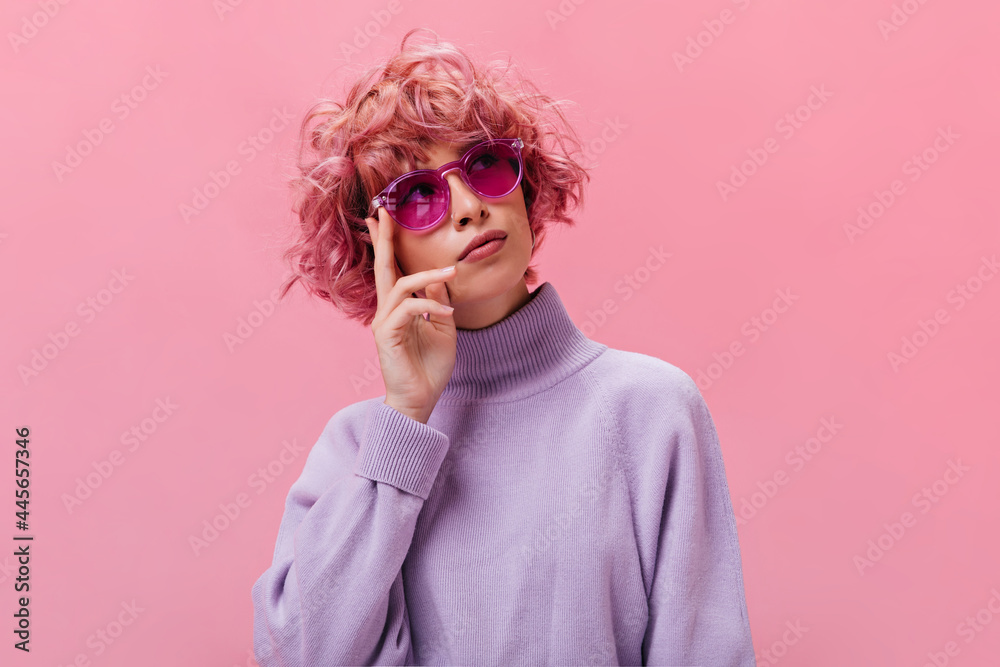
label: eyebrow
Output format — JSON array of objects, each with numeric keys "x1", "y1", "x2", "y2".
[{"x1": 414, "y1": 142, "x2": 476, "y2": 171}]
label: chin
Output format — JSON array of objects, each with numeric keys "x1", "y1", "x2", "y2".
[{"x1": 452, "y1": 261, "x2": 528, "y2": 303}]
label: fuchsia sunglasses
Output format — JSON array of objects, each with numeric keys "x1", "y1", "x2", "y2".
[{"x1": 368, "y1": 137, "x2": 524, "y2": 231}]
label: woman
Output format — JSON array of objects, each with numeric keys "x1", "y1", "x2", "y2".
[{"x1": 251, "y1": 28, "x2": 755, "y2": 666}]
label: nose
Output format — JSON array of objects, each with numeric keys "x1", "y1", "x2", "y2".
[{"x1": 442, "y1": 169, "x2": 485, "y2": 226}]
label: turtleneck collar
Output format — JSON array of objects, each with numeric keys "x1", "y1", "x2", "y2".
[{"x1": 438, "y1": 281, "x2": 608, "y2": 403}]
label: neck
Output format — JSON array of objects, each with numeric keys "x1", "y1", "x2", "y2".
[
  {"x1": 439, "y1": 282, "x2": 608, "y2": 403},
  {"x1": 453, "y1": 279, "x2": 532, "y2": 331}
]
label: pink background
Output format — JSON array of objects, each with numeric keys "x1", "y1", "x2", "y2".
[{"x1": 3, "y1": 1, "x2": 999, "y2": 665}]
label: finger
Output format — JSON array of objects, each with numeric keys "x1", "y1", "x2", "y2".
[
  {"x1": 421, "y1": 280, "x2": 453, "y2": 327},
  {"x1": 396, "y1": 266, "x2": 456, "y2": 306},
  {"x1": 384, "y1": 296, "x2": 454, "y2": 333},
  {"x1": 368, "y1": 208, "x2": 398, "y2": 310},
  {"x1": 372, "y1": 208, "x2": 420, "y2": 324},
  {"x1": 423, "y1": 282, "x2": 455, "y2": 325},
  {"x1": 365, "y1": 215, "x2": 383, "y2": 306},
  {"x1": 425, "y1": 279, "x2": 452, "y2": 309},
  {"x1": 382, "y1": 208, "x2": 403, "y2": 285}
]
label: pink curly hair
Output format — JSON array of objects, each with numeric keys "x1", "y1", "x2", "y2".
[{"x1": 275, "y1": 28, "x2": 591, "y2": 326}]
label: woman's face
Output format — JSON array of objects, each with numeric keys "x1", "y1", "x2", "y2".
[{"x1": 389, "y1": 140, "x2": 535, "y2": 327}]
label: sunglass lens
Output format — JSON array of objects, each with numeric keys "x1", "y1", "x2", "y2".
[
  {"x1": 466, "y1": 142, "x2": 521, "y2": 197},
  {"x1": 387, "y1": 173, "x2": 447, "y2": 229}
]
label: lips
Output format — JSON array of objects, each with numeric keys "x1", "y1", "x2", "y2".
[{"x1": 459, "y1": 229, "x2": 508, "y2": 261}]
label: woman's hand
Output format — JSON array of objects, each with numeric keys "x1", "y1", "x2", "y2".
[{"x1": 365, "y1": 209, "x2": 457, "y2": 424}]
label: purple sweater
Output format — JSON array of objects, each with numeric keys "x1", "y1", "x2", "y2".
[{"x1": 251, "y1": 281, "x2": 755, "y2": 666}]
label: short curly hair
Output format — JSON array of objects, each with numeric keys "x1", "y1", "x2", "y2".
[{"x1": 275, "y1": 28, "x2": 591, "y2": 326}]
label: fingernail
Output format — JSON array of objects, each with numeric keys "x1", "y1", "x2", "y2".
[{"x1": 441, "y1": 265, "x2": 456, "y2": 273}]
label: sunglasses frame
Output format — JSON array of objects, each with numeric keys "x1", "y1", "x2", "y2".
[{"x1": 368, "y1": 137, "x2": 525, "y2": 231}]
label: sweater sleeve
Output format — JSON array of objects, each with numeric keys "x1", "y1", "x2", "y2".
[
  {"x1": 641, "y1": 379, "x2": 755, "y2": 666},
  {"x1": 251, "y1": 399, "x2": 451, "y2": 667}
]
